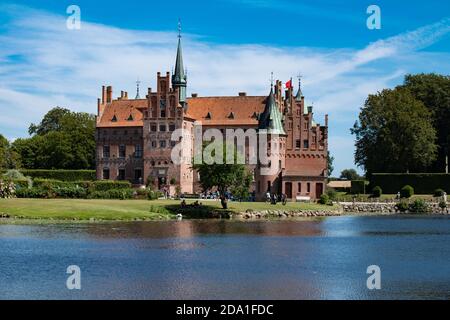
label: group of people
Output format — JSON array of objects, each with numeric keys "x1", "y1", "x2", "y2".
[{"x1": 265, "y1": 192, "x2": 287, "y2": 205}]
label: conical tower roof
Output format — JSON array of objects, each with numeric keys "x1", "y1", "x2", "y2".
[{"x1": 258, "y1": 87, "x2": 286, "y2": 135}]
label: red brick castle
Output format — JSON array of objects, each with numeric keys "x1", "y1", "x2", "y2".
[{"x1": 95, "y1": 31, "x2": 328, "y2": 200}]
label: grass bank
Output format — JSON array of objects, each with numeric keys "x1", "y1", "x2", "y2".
[{"x1": 0, "y1": 198, "x2": 338, "y2": 221}]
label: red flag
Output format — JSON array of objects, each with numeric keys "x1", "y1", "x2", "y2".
[{"x1": 285, "y1": 79, "x2": 292, "y2": 89}]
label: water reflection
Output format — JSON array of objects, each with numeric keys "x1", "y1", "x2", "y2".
[{"x1": 0, "y1": 216, "x2": 449, "y2": 300}]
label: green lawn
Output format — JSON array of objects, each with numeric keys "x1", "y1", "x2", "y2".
[{"x1": 0, "y1": 198, "x2": 338, "y2": 221}]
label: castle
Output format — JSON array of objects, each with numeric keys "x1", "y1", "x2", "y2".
[{"x1": 95, "y1": 32, "x2": 328, "y2": 200}]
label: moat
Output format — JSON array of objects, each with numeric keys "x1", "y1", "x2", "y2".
[{"x1": 1, "y1": 215, "x2": 449, "y2": 299}]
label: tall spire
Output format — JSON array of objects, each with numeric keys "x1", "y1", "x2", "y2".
[
  {"x1": 258, "y1": 85, "x2": 286, "y2": 135},
  {"x1": 295, "y1": 74, "x2": 303, "y2": 101},
  {"x1": 135, "y1": 78, "x2": 141, "y2": 99},
  {"x1": 172, "y1": 19, "x2": 187, "y2": 105}
]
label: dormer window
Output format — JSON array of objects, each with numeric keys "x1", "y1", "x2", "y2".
[
  {"x1": 127, "y1": 114, "x2": 133, "y2": 121},
  {"x1": 111, "y1": 115, "x2": 117, "y2": 122},
  {"x1": 228, "y1": 112, "x2": 235, "y2": 119},
  {"x1": 251, "y1": 112, "x2": 258, "y2": 119},
  {"x1": 205, "y1": 112, "x2": 212, "y2": 119}
]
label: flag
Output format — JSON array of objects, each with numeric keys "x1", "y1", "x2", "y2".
[{"x1": 285, "y1": 79, "x2": 293, "y2": 89}]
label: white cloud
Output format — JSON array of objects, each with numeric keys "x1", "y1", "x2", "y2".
[{"x1": 0, "y1": 5, "x2": 449, "y2": 174}]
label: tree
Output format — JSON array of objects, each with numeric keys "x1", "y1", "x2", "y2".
[
  {"x1": 340, "y1": 169, "x2": 361, "y2": 180},
  {"x1": 13, "y1": 107, "x2": 96, "y2": 169},
  {"x1": 192, "y1": 143, "x2": 252, "y2": 209},
  {"x1": 327, "y1": 151, "x2": 334, "y2": 177},
  {"x1": 352, "y1": 88, "x2": 437, "y2": 174},
  {"x1": 401, "y1": 74, "x2": 450, "y2": 172},
  {"x1": 0, "y1": 134, "x2": 20, "y2": 169}
]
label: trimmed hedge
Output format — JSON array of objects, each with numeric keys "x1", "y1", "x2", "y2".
[
  {"x1": 370, "y1": 173, "x2": 450, "y2": 194},
  {"x1": 0, "y1": 169, "x2": 96, "y2": 181},
  {"x1": 90, "y1": 180, "x2": 132, "y2": 191}
]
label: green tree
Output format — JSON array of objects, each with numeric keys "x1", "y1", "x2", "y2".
[
  {"x1": 401, "y1": 74, "x2": 450, "y2": 172},
  {"x1": 352, "y1": 88, "x2": 437, "y2": 174},
  {"x1": 327, "y1": 151, "x2": 334, "y2": 177},
  {"x1": 0, "y1": 134, "x2": 20, "y2": 169},
  {"x1": 12, "y1": 108, "x2": 96, "y2": 169},
  {"x1": 340, "y1": 169, "x2": 361, "y2": 180},
  {"x1": 192, "y1": 143, "x2": 252, "y2": 209}
]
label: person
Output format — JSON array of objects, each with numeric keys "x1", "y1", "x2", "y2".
[
  {"x1": 281, "y1": 193, "x2": 287, "y2": 206},
  {"x1": 181, "y1": 199, "x2": 186, "y2": 208},
  {"x1": 266, "y1": 191, "x2": 271, "y2": 203}
]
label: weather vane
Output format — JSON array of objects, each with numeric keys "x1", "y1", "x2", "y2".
[
  {"x1": 178, "y1": 18, "x2": 182, "y2": 39},
  {"x1": 270, "y1": 72, "x2": 274, "y2": 88},
  {"x1": 135, "y1": 78, "x2": 141, "y2": 99}
]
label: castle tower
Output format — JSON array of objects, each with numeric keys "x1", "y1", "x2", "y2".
[{"x1": 255, "y1": 85, "x2": 287, "y2": 200}]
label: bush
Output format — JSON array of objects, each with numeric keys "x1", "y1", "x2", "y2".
[
  {"x1": 370, "y1": 173, "x2": 450, "y2": 195},
  {"x1": 53, "y1": 186, "x2": 87, "y2": 199},
  {"x1": 169, "y1": 178, "x2": 177, "y2": 185},
  {"x1": 0, "y1": 169, "x2": 96, "y2": 181},
  {"x1": 395, "y1": 201, "x2": 409, "y2": 213},
  {"x1": 87, "y1": 188, "x2": 134, "y2": 200},
  {"x1": 318, "y1": 194, "x2": 330, "y2": 205},
  {"x1": 3, "y1": 170, "x2": 32, "y2": 189},
  {"x1": 439, "y1": 201, "x2": 447, "y2": 211},
  {"x1": 400, "y1": 185, "x2": 414, "y2": 198},
  {"x1": 372, "y1": 186, "x2": 382, "y2": 198},
  {"x1": 148, "y1": 190, "x2": 164, "y2": 200},
  {"x1": 91, "y1": 180, "x2": 132, "y2": 191},
  {"x1": 0, "y1": 180, "x2": 16, "y2": 198},
  {"x1": 326, "y1": 187, "x2": 337, "y2": 201},
  {"x1": 434, "y1": 189, "x2": 445, "y2": 197},
  {"x1": 409, "y1": 199, "x2": 429, "y2": 214},
  {"x1": 15, "y1": 187, "x2": 54, "y2": 199}
]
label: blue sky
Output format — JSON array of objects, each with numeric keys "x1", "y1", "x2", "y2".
[{"x1": 0, "y1": 0, "x2": 449, "y2": 175}]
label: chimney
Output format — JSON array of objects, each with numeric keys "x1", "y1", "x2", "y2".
[
  {"x1": 106, "y1": 86, "x2": 113, "y2": 103},
  {"x1": 191, "y1": 93, "x2": 198, "y2": 98},
  {"x1": 238, "y1": 92, "x2": 246, "y2": 97},
  {"x1": 119, "y1": 91, "x2": 124, "y2": 100},
  {"x1": 325, "y1": 114, "x2": 328, "y2": 127},
  {"x1": 124, "y1": 91, "x2": 128, "y2": 99},
  {"x1": 97, "y1": 98, "x2": 101, "y2": 116},
  {"x1": 101, "y1": 86, "x2": 106, "y2": 104}
]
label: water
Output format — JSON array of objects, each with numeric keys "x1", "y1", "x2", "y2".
[{"x1": 0, "y1": 215, "x2": 449, "y2": 300}]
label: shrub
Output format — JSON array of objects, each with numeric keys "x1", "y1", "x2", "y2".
[
  {"x1": 170, "y1": 178, "x2": 177, "y2": 185},
  {"x1": 0, "y1": 180, "x2": 16, "y2": 198},
  {"x1": 318, "y1": 194, "x2": 330, "y2": 205},
  {"x1": 395, "y1": 201, "x2": 409, "y2": 213},
  {"x1": 15, "y1": 187, "x2": 54, "y2": 199},
  {"x1": 3, "y1": 170, "x2": 32, "y2": 189},
  {"x1": 87, "y1": 188, "x2": 134, "y2": 200},
  {"x1": 53, "y1": 186, "x2": 87, "y2": 199},
  {"x1": 372, "y1": 186, "x2": 382, "y2": 198},
  {"x1": 148, "y1": 190, "x2": 164, "y2": 200},
  {"x1": 370, "y1": 173, "x2": 450, "y2": 195},
  {"x1": 434, "y1": 189, "x2": 445, "y2": 197},
  {"x1": 439, "y1": 201, "x2": 447, "y2": 211},
  {"x1": 408, "y1": 199, "x2": 429, "y2": 214},
  {"x1": 326, "y1": 187, "x2": 337, "y2": 201},
  {"x1": 2, "y1": 169, "x2": 96, "y2": 181},
  {"x1": 91, "y1": 180, "x2": 132, "y2": 191},
  {"x1": 400, "y1": 185, "x2": 414, "y2": 198}
]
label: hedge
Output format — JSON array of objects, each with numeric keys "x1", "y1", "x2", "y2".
[
  {"x1": 370, "y1": 173, "x2": 450, "y2": 194},
  {"x1": 0, "y1": 169, "x2": 96, "y2": 181}
]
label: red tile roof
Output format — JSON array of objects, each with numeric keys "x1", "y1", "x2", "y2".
[{"x1": 97, "y1": 99, "x2": 147, "y2": 127}]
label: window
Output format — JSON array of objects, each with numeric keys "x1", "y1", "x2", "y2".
[
  {"x1": 103, "y1": 145, "x2": 110, "y2": 158},
  {"x1": 118, "y1": 169, "x2": 125, "y2": 180},
  {"x1": 159, "y1": 140, "x2": 166, "y2": 148},
  {"x1": 169, "y1": 124, "x2": 176, "y2": 132},
  {"x1": 303, "y1": 140, "x2": 309, "y2": 148},
  {"x1": 267, "y1": 181, "x2": 271, "y2": 192},
  {"x1": 150, "y1": 124, "x2": 157, "y2": 132},
  {"x1": 159, "y1": 124, "x2": 166, "y2": 132},
  {"x1": 295, "y1": 140, "x2": 301, "y2": 149},
  {"x1": 307, "y1": 182, "x2": 311, "y2": 193},
  {"x1": 134, "y1": 169, "x2": 142, "y2": 182},
  {"x1": 135, "y1": 144, "x2": 142, "y2": 158},
  {"x1": 119, "y1": 145, "x2": 126, "y2": 158},
  {"x1": 151, "y1": 141, "x2": 157, "y2": 148},
  {"x1": 102, "y1": 168, "x2": 110, "y2": 180},
  {"x1": 170, "y1": 141, "x2": 176, "y2": 147},
  {"x1": 160, "y1": 110, "x2": 166, "y2": 117},
  {"x1": 111, "y1": 115, "x2": 117, "y2": 122},
  {"x1": 298, "y1": 183, "x2": 302, "y2": 193}
]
